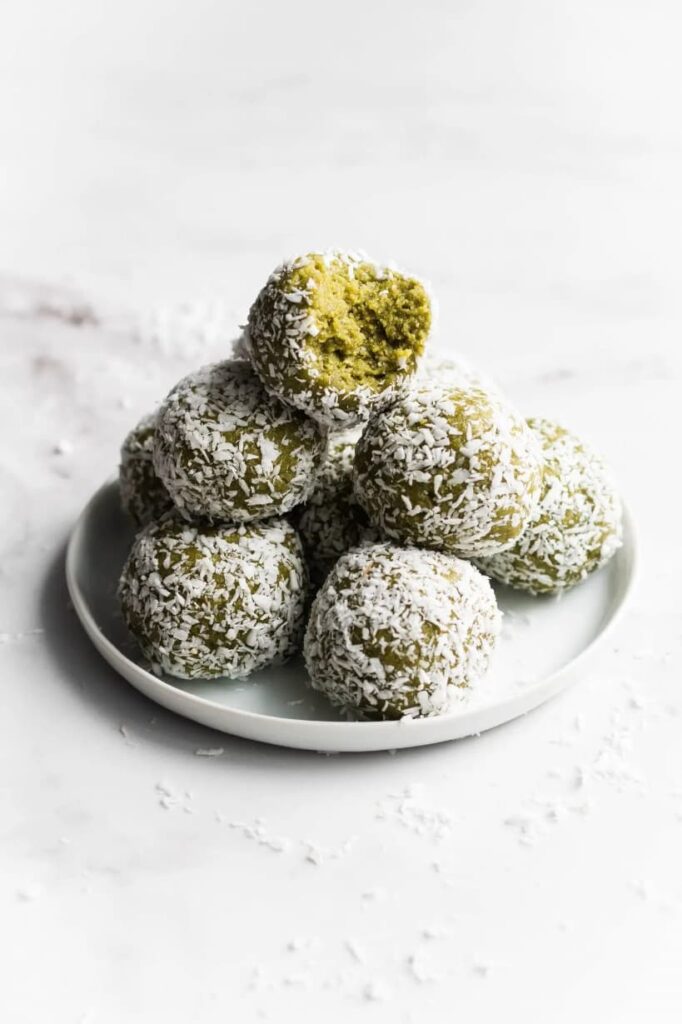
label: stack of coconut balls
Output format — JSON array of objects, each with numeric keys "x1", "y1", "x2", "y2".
[{"x1": 117, "y1": 250, "x2": 623, "y2": 721}]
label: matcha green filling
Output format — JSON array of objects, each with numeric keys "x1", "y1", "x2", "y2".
[{"x1": 287, "y1": 255, "x2": 430, "y2": 392}]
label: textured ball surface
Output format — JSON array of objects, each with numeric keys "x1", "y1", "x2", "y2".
[
  {"x1": 476, "y1": 418, "x2": 623, "y2": 593},
  {"x1": 246, "y1": 250, "x2": 431, "y2": 428},
  {"x1": 118, "y1": 514, "x2": 308, "y2": 680},
  {"x1": 295, "y1": 433, "x2": 377, "y2": 584},
  {"x1": 417, "y1": 352, "x2": 501, "y2": 396},
  {"x1": 304, "y1": 542, "x2": 501, "y2": 719},
  {"x1": 119, "y1": 413, "x2": 173, "y2": 527},
  {"x1": 153, "y1": 360, "x2": 326, "y2": 522},
  {"x1": 354, "y1": 384, "x2": 542, "y2": 559}
]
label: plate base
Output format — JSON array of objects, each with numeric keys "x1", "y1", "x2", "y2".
[{"x1": 66, "y1": 481, "x2": 636, "y2": 752}]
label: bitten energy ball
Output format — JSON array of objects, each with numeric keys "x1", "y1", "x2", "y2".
[
  {"x1": 153, "y1": 360, "x2": 326, "y2": 522},
  {"x1": 354, "y1": 384, "x2": 542, "y2": 559},
  {"x1": 246, "y1": 250, "x2": 431, "y2": 428},
  {"x1": 119, "y1": 413, "x2": 173, "y2": 528},
  {"x1": 118, "y1": 514, "x2": 308, "y2": 679},
  {"x1": 477, "y1": 418, "x2": 623, "y2": 594},
  {"x1": 295, "y1": 432, "x2": 377, "y2": 584},
  {"x1": 304, "y1": 543, "x2": 501, "y2": 719}
]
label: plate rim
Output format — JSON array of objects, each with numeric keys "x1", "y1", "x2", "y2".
[{"x1": 65, "y1": 478, "x2": 638, "y2": 753}]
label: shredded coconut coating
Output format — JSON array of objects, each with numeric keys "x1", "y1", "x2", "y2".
[
  {"x1": 476, "y1": 418, "x2": 623, "y2": 594},
  {"x1": 118, "y1": 514, "x2": 308, "y2": 680},
  {"x1": 119, "y1": 413, "x2": 174, "y2": 528},
  {"x1": 304, "y1": 542, "x2": 501, "y2": 719},
  {"x1": 295, "y1": 432, "x2": 378, "y2": 584},
  {"x1": 353, "y1": 384, "x2": 542, "y2": 559},
  {"x1": 245, "y1": 250, "x2": 431, "y2": 428},
  {"x1": 153, "y1": 360, "x2": 327, "y2": 523},
  {"x1": 417, "y1": 352, "x2": 503, "y2": 398}
]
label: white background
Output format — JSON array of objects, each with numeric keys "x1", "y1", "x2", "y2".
[{"x1": 1, "y1": 2, "x2": 681, "y2": 1021}]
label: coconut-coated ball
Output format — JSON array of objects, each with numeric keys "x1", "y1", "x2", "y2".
[
  {"x1": 119, "y1": 413, "x2": 174, "y2": 528},
  {"x1": 353, "y1": 384, "x2": 542, "y2": 559},
  {"x1": 304, "y1": 542, "x2": 501, "y2": 719},
  {"x1": 118, "y1": 514, "x2": 308, "y2": 679},
  {"x1": 245, "y1": 250, "x2": 431, "y2": 428},
  {"x1": 295, "y1": 432, "x2": 377, "y2": 584},
  {"x1": 153, "y1": 360, "x2": 327, "y2": 523},
  {"x1": 476, "y1": 418, "x2": 622, "y2": 593}
]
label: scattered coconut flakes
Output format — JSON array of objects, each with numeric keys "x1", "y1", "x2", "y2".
[
  {"x1": 154, "y1": 780, "x2": 192, "y2": 812},
  {"x1": 118, "y1": 723, "x2": 135, "y2": 746},
  {"x1": 503, "y1": 812, "x2": 540, "y2": 846},
  {"x1": 376, "y1": 787, "x2": 454, "y2": 841},
  {"x1": 631, "y1": 879, "x2": 655, "y2": 901},
  {"x1": 361, "y1": 887, "x2": 387, "y2": 903},
  {"x1": 17, "y1": 885, "x2": 42, "y2": 902},
  {"x1": 302, "y1": 837, "x2": 356, "y2": 865},
  {"x1": 0, "y1": 628, "x2": 45, "y2": 645},
  {"x1": 304, "y1": 843, "x2": 324, "y2": 865},
  {"x1": 363, "y1": 979, "x2": 391, "y2": 1002},
  {"x1": 407, "y1": 950, "x2": 439, "y2": 983},
  {"x1": 228, "y1": 820, "x2": 291, "y2": 854},
  {"x1": 282, "y1": 973, "x2": 311, "y2": 988},
  {"x1": 345, "y1": 939, "x2": 366, "y2": 964}
]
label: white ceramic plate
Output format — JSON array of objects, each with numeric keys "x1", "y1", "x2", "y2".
[{"x1": 66, "y1": 480, "x2": 636, "y2": 753}]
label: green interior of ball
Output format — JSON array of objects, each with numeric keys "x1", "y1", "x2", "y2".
[{"x1": 287, "y1": 255, "x2": 430, "y2": 392}]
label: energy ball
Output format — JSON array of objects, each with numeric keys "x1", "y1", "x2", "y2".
[
  {"x1": 119, "y1": 413, "x2": 173, "y2": 527},
  {"x1": 476, "y1": 418, "x2": 623, "y2": 594},
  {"x1": 295, "y1": 432, "x2": 377, "y2": 584},
  {"x1": 153, "y1": 360, "x2": 327, "y2": 523},
  {"x1": 354, "y1": 384, "x2": 542, "y2": 559},
  {"x1": 245, "y1": 250, "x2": 432, "y2": 428},
  {"x1": 304, "y1": 542, "x2": 501, "y2": 719},
  {"x1": 118, "y1": 514, "x2": 308, "y2": 680}
]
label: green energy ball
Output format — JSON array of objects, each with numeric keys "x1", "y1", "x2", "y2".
[
  {"x1": 245, "y1": 250, "x2": 432, "y2": 428},
  {"x1": 354, "y1": 384, "x2": 542, "y2": 559},
  {"x1": 295, "y1": 432, "x2": 378, "y2": 584},
  {"x1": 476, "y1": 418, "x2": 623, "y2": 594},
  {"x1": 119, "y1": 413, "x2": 173, "y2": 528},
  {"x1": 118, "y1": 514, "x2": 308, "y2": 680},
  {"x1": 304, "y1": 542, "x2": 501, "y2": 719},
  {"x1": 153, "y1": 360, "x2": 327, "y2": 523}
]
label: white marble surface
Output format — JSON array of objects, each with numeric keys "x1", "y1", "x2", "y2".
[{"x1": 1, "y1": 2, "x2": 681, "y2": 1021}]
